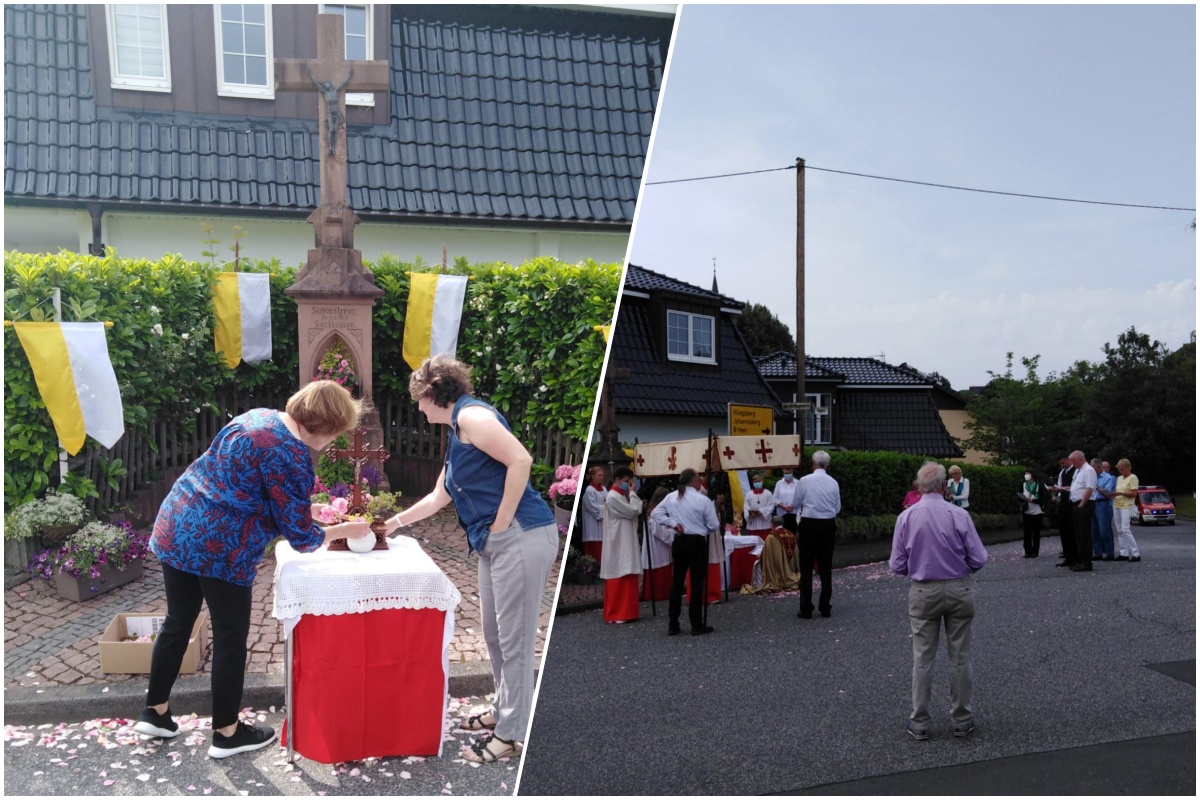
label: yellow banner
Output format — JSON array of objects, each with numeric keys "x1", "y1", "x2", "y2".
[
  {"x1": 213, "y1": 273, "x2": 242, "y2": 369},
  {"x1": 402, "y1": 273, "x2": 438, "y2": 370}
]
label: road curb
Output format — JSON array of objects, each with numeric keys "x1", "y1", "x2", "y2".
[{"x1": 4, "y1": 661, "x2": 498, "y2": 726}]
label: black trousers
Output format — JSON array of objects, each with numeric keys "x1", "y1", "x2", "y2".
[
  {"x1": 1072, "y1": 502, "x2": 1094, "y2": 567},
  {"x1": 797, "y1": 517, "x2": 837, "y2": 614},
  {"x1": 1022, "y1": 513, "x2": 1042, "y2": 556},
  {"x1": 147, "y1": 562, "x2": 253, "y2": 729},
  {"x1": 1057, "y1": 501, "x2": 1077, "y2": 563},
  {"x1": 669, "y1": 534, "x2": 709, "y2": 631}
]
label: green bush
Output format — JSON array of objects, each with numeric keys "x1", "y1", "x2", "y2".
[{"x1": 4, "y1": 251, "x2": 618, "y2": 509}]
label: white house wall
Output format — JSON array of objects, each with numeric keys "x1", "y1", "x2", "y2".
[{"x1": 3, "y1": 207, "x2": 629, "y2": 268}]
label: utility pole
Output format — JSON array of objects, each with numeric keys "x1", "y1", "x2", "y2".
[{"x1": 795, "y1": 157, "x2": 806, "y2": 452}]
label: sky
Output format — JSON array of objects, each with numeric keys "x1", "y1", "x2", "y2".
[{"x1": 628, "y1": 4, "x2": 1197, "y2": 391}]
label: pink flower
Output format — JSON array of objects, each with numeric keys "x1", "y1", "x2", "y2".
[
  {"x1": 316, "y1": 506, "x2": 339, "y2": 524},
  {"x1": 331, "y1": 497, "x2": 349, "y2": 515}
]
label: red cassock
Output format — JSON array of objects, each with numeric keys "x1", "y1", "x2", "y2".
[
  {"x1": 640, "y1": 565, "x2": 672, "y2": 601},
  {"x1": 603, "y1": 574, "x2": 640, "y2": 622},
  {"x1": 281, "y1": 607, "x2": 447, "y2": 762},
  {"x1": 583, "y1": 540, "x2": 603, "y2": 562},
  {"x1": 685, "y1": 563, "x2": 722, "y2": 604}
]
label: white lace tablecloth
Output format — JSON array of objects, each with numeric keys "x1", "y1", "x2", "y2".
[
  {"x1": 272, "y1": 536, "x2": 462, "y2": 637},
  {"x1": 724, "y1": 533, "x2": 765, "y2": 559}
]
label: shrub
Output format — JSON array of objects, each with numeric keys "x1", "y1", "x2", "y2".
[{"x1": 6, "y1": 489, "x2": 88, "y2": 541}]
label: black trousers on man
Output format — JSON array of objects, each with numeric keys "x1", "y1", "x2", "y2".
[
  {"x1": 1022, "y1": 512, "x2": 1042, "y2": 557},
  {"x1": 797, "y1": 517, "x2": 837, "y2": 616},
  {"x1": 669, "y1": 534, "x2": 709, "y2": 632},
  {"x1": 1057, "y1": 499, "x2": 1077, "y2": 564},
  {"x1": 1072, "y1": 502, "x2": 1094, "y2": 569}
]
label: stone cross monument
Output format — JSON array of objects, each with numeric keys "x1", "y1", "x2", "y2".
[{"x1": 276, "y1": 14, "x2": 391, "y2": 486}]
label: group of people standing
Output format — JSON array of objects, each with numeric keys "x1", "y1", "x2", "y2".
[
  {"x1": 1029, "y1": 451, "x2": 1141, "y2": 570},
  {"x1": 585, "y1": 452, "x2": 845, "y2": 634}
]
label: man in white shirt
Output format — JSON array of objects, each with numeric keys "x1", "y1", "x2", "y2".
[
  {"x1": 772, "y1": 469, "x2": 801, "y2": 533},
  {"x1": 650, "y1": 468, "x2": 720, "y2": 637},
  {"x1": 1067, "y1": 451, "x2": 1098, "y2": 573},
  {"x1": 795, "y1": 451, "x2": 842, "y2": 619}
]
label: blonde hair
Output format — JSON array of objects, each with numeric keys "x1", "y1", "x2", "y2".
[
  {"x1": 286, "y1": 380, "x2": 362, "y2": 435},
  {"x1": 1116, "y1": 458, "x2": 1131, "y2": 470}
]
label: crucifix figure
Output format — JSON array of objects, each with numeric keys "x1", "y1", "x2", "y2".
[
  {"x1": 326, "y1": 425, "x2": 392, "y2": 517},
  {"x1": 275, "y1": 14, "x2": 388, "y2": 236}
]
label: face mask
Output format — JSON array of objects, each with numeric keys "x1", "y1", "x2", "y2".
[
  {"x1": 753, "y1": 482, "x2": 763, "y2": 490},
  {"x1": 1024, "y1": 474, "x2": 1032, "y2": 481},
  {"x1": 784, "y1": 475, "x2": 793, "y2": 482}
]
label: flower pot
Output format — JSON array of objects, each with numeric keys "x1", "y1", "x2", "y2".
[
  {"x1": 4, "y1": 534, "x2": 43, "y2": 571},
  {"x1": 54, "y1": 558, "x2": 145, "y2": 602},
  {"x1": 553, "y1": 502, "x2": 574, "y2": 531}
]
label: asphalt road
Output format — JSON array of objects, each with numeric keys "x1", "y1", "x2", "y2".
[
  {"x1": 4, "y1": 697, "x2": 520, "y2": 796},
  {"x1": 518, "y1": 522, "x2": 1196, "y2": 795}
]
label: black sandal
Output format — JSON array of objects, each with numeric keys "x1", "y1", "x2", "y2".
[
  {"x1": 462, "y1": 733, "x2": 521, "y2": 763},
  {"x1": 459, "y1": 711, "x2": 497, "y2": 731}
]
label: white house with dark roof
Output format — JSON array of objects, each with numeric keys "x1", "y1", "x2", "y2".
[
  {"x1": 3, "y1": 4, "x2": 675, "y2": 266},
  {"x1": 610, "y1": 264, "x2": 784, "y2": 445}
]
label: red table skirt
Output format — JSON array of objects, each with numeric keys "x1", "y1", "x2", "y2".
[
  {"x1": 282, "y1": 607, "x2": 448, "y2": 763},
  {"x1": 640, "y1": 565, "x2": 672, "y2": 601},
  {"x1": 686, "y1": 563, "x2": 722, "y2": 604},
  {"x1": 583, "y1": 541, "x2": 603, "y2": 562},
  {"x1": 728, "y1": 547, "x2": 759, "y2": 590}
]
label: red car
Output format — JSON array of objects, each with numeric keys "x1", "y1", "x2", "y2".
[{"x1": 1135, "y1": 486, "x2": 1176, "y2": 526}]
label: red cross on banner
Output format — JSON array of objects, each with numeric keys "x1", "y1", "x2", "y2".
[{"x1": 714, "y1": 435, "x2": 802, "y2": 471}]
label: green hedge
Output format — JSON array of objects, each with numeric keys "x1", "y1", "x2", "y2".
[{"x1": 3, "y1": 251, "x2": 618, "y2": 507}]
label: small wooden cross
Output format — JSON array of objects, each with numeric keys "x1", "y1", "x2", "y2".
[
  {"x1": 275, "y1": 14, "x2": 389, "y2": 210},
  {"x1": 326, "y1": 425, "x2": 391, "y2": 516}
]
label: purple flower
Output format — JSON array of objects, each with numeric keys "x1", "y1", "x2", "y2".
[
  {"x1": 361, "y1": 464, "x2": 382, "y2": 488},
  {"x1": 329, "y1": 483, "x2": 350, "y2": 498}
]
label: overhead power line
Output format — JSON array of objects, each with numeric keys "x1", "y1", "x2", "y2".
[{"x1": 645, "y1": 163, "x2": 1195, "y2": 212}]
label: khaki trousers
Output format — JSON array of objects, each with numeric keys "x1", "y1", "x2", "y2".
[
  {"x1": 478, "y1": 520, "x2": 560, "y2": 742},
  {"x1": 908, "y1": 577, "x2": 975, "y2": 727}
]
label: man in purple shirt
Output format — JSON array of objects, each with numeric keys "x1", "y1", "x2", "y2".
[{"x1": 890, "y1": 462, "x2": 988, "y2": 741}]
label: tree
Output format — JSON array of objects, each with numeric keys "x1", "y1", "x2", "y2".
[
  {"x1": 736, "y1": 302, "x2": 795, "y2": 356},
  {"x1": 962, "y1": 353, "x2": 1057, "y2": 468}
]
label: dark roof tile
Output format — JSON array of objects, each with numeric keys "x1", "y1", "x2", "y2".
[{"x1": 4, "y1": 3, "x2": 671, "y2": 225}]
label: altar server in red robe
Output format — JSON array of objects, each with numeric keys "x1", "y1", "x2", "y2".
[
  {"x1": 580, "y1": 466, "x2": 607, "y2": 561},
  {"x1": 600, "y1": 467, "x2": 643, "y2": 622},
  {"x1": 641, "y1": 487, "x2": 673, "y2": 601}
]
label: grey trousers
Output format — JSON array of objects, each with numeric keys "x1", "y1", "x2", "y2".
[
  {"x1": 478, "y1": 519, "x2": 559, "y2": 742},
  {"x1": 907, "y1": 577, "x2": 975, "y2": 727}
]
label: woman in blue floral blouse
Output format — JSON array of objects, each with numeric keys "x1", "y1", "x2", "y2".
[{"x1": 133, "y1": 380, "x2": 372, "y2": 759}]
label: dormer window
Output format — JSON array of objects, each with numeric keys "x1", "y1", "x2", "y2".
[
  {"x1": 106, "y1": 4, "x2": 171, "y2": 92},
  {"x1": 667, "y1": 310, "x2": 715, "y2": 364}
]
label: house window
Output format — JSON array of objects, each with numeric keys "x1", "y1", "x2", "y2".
[
  {"x1": 666, "y1": 310, "x2": 715, "y2": 364},
  {"x1": 804, "y1": 393, "x2": 832, "y2": 445},
  {"x1": 214, "y1": 4, "x2": 274, "y2": 99},
  {"x1": 320, "y1": 3, "x2": 375, "y2": 107},
  {"x1": 106, "y1": 4, "x2": 171, "y2": 92}
]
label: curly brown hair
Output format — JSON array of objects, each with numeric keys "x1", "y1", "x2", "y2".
[{"x1": 408, "y1": 354, "x2": 475, "y2": 407}]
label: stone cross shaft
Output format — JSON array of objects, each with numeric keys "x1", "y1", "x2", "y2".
[
  {"x1": 326, "y1": 424, "x2": 392, "y2": 516},
  {"x1": 275, "y1": 14, "x2": 388, "y2": 214}
]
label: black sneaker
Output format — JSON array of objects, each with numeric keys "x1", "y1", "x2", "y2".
[
  {"x1": 953, "y1": 721, "x2": 976, "y2": 738},
  {"x1": 1129, "y1": 556, "x2": 1142, "y2": 563},
  {"x1": 208, "y1": 721, "x2": 277, "y2": 759},
  {"x1": 691, "y1": 625, "x2": 715, "y2": 636},
  {"x1": 133, "y1": 707, "x2": 180, "y2": 739}
]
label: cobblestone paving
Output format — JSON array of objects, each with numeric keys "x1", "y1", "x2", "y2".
[{"x1": 4, "y1": 507, "x2": 562, "y2": 690}]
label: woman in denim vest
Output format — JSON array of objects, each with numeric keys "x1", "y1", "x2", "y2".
[{"x1": 383, "y1": 355, "x2": 557, "y2": 763}]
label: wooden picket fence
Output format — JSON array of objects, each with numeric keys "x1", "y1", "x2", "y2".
[{"x1": 77, "y1": 387, "x2": 584, "y2": 514}]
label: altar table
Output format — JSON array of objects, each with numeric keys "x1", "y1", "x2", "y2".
[{"x1": 272, "y1": 536, "x2": 461, "y2": 764}]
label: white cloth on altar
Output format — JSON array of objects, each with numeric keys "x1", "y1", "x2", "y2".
[
  {"x1": 272, "y1": 536, "x2": 461, "y2": 638},
  {"x1": 724, "y1": 533, "x2": 765, "y2": 559},
  {"x1": 600, "y1": 489, "x2": 643, "y2": 580},
  {"x1": 580, "y1": 484, "x2": 607, "y2": 542}
]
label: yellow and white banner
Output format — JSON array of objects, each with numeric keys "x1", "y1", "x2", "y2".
[
  {"x1": 728, "y1": 469, "x2": 750, "y2": 524},
  {"x1": 214, "y1": 272, "x2": 272, "y2": 369},
  {"x1": 714, "y1": 435, "x2": 803, "y2": 471},
  {"x1": 632, "y1": 438, "x2": 711, "y2": 477},
  {"x1": 403, "y1": 274, "x2": 468, "y2": 370},
  {"x1": 14, "y1": 321, "x2": 124, "y2": 456}
]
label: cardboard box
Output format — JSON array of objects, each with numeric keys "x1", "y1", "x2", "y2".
[{"x1": 99, "y1": 612, "x2": 209, "y2": 675}]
